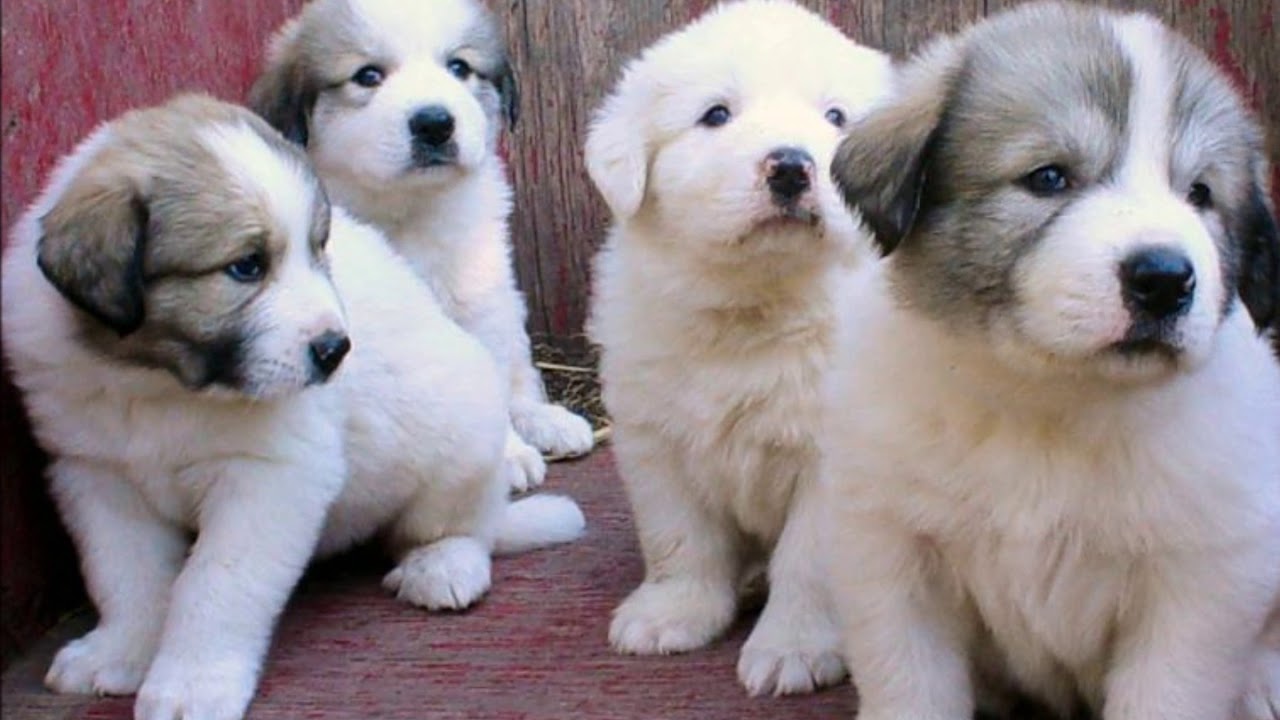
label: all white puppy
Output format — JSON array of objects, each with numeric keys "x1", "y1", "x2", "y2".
[
  {"x1": 824, "y1": 3, "x2": 1280, "y2": 719},
  {"x1": 1, "y1": 95, "x2": 584, "y2": 720},
  {"x1": 249, "y1": 0, "x2": 595, "y2": 491},
  {"x1": 586, "y1": 0, "x2": 891, "y2": 697}
]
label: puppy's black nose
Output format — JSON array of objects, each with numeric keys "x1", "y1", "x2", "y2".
[
  {"x1": 309, "y1": 331, "x2": 351, "y2": 380},
  {"x1": 408, "y1": 106, "x2": 455, "y2": 146},
  {"x1": 1120, "y1": 247, "x2": 1196, "y2": 319},
  {"x1": 765, "y1": 147, "x2": 814, "y2": 201}
]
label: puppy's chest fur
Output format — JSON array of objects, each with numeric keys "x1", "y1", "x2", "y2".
[
  {"x1": 329, "y1": 163, "x2": 514, "y2": 332},
  {"x1": 22, "y1": 353, "x2": 342, "y2": 527},
  {"x1": 842, "y1": 305, "x2": 1280, "y2": 710},
  {"x1": 600, "y1": 253, "x2": 839, "y2": 542}
]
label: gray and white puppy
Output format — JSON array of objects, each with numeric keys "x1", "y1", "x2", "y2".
[
  {"x1": 250, "y1": 0, "x2": 595, "y2": 491},
  {"x1": 822, "y1": 3, "x2": 1280, "y2": 720}
]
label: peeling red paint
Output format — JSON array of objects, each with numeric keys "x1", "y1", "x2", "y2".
[
  {"x1": 827, "y1": 3, "x2": 853, "y2": 33},
  {"x1": 1208, "y1": 5, "x2": 1254, "y2": 104}
]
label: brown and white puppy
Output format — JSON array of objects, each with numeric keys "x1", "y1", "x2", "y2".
[
  {"x1": 2, "y1": 95, "x2": 583, "y2": 720},
  {"x1": 823, "y1": 3, "x2": 1280, "y2": 720},
  {"x1": 250, "y1": 0, "x2": 594, "y2": 491},
  {"x1": 586, "y1": 0, "x2": 892, "y2": 697}
]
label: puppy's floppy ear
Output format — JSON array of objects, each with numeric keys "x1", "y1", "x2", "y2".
[
  {"x1": 585, "y1": 83, "x2": 649, "y2": 221},
  {"x1": 248, "y1": 18, "x2": 315, "y2": 146},
  {"x1": 494, "y1": 57, "x2": 520, "y2": 128},
  {"x1": 37, "y1": 163, "x2": 149, "y2": 336},
  {"x1": 832, "y1": 37, "x2": 963, "y2": 256},
  {"x1": 1235, "y1": 160, "x2": 1280, "y2": 338}
]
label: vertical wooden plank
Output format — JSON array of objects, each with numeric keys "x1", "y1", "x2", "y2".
[
  {"x1": 879, "y1": 0, "x2": 985, "y2": 56},
  {"x1": 502, "y1": 0, "x2": 672, "y2": 337}
]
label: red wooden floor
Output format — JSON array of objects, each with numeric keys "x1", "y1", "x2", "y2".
[{"x1": 0, "y1": 449, "x2": 863, "y2": 720}]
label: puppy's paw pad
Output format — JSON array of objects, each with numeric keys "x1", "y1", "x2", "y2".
[
  {"x1": 45, "y1": 629, "x2": 152, "y2": 695},
  {"x1": 609, "y1": 581, "x2": 735, "y2": 655},
  {"x1": 384, "y1": 537, "x2": 491, "y2": 611},
  {"x1": 136, "y1": 658, "x2": 257, "y2": 720},
  {"x1": 503, "y1": 433, "x2": 547, "y2": 492},
  {"x1": 513, "y1": 403, "x2": 595, "y2": 457}
]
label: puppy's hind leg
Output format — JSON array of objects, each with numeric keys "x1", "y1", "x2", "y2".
[
  {"x1": 738, "y1": 483, "x2": 846, "y2": 696},
  {"x1": 382, "y1": 463, "x2": 507, "y2": 611},
  {"x1": 609, "y1": 433, "x2": 740, "y2": 655},
  {"x1": 502, "y1": 425, "x2": 547, "y2": 492},
  {"x1": 1105, "y1": 556, "x2": 1272, "y2": 720},
  {"x1": 1237, "y1": 610, "x2": 1280, "y2": 720},
  {"x1": 44, "y1": 460, "x2": 186, "y2": 696}
]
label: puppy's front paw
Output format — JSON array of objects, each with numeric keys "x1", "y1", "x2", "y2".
[
  {"x1": 609, "y1": 579, "x2": 736, "y2": 655},
  {"x1": 737, "y1": 610, "x2": 846, "y2": 696},
  {"x1": 503, "y1": 430, "x2": 547, "y2": 491},
  {"x1": 135, "y1": 655, "x2": 258, "y2": 720},
  {"x1": 45, "y1": 626, "x2": 157, "y2": 696},
  {"x1": 1237, "y1": 648, "x2": 1280, "y2": 720},
  {"x1": 512, "y1": 401, "x2": 595, "y2": 458},
  {"x1": 383, "y1": 536, "x2": 492, "y2": 610}
]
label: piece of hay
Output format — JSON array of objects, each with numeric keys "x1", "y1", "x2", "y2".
[{"x1": 531, "y1": 334, "x2": 611, "y2": 460}]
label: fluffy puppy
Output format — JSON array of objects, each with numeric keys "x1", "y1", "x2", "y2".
[
  {"x1": 249, "y1": 0, "x2": 594, "y2": 491},
  {"x1": 1, "y1": 95, "x2": 584, "y2": 720},
  {"x1": 824, "y1": 3, "x2": 1280, "y2": 719},
  {"x1": 586, "y1": 0, "x2": 891, "y2": 697}
]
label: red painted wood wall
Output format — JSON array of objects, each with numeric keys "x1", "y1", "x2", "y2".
[{"x1": 2, "y1": 0, "x2": 1276, "y2": 667}]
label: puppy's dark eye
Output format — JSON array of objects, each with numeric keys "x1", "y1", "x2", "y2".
[
  {"x1": 824, "y1": 108, "x2": 847, "y2": 128},
  {"x1": 1022, "y1": 165, "x2": 1070, "y2": 196},
  {"x1": 699, "y1": 104, "x2": 731, "y2": 128},
  {"x1": 1187, "y1": 182, "x2": 1213, "y2": 210},
  {"x1": 225, "y1": 253, "x2": 267, "y2": 283},
  {"x1": 446, "y1": 58, "x2": 473, "y2": 80},
  {"x1": 351, "y1": 65, "x2": 385, "y2": 88}
]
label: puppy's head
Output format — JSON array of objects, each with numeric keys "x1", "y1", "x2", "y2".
[
  {"x1": 35, "y1": 95, "x2": 349, "y2": 399},
  {"x1": 834, "y1": 2, "x2": 1280, "y2": 381},
  {"x1": 249, "y1": 0, "x2": 517, "y2": 188},
  {"x1": 585, "y1": 0, "x2": 891, "y2": 263}
]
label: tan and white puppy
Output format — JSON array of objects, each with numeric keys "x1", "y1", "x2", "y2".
[
  {"x1": 1, "y1": 95, "x2": 584, "y2": 720},
  {"x1": 586, "y1": 0, "x2": 891, "y2": 697},
  {"x1": 249, "y1": 0, "x2": 594, "y2": 491},
  {"x1": 824, "y1": 3, "x2": 1280, "y2": 719}
]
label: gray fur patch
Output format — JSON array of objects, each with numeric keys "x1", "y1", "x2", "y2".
[
  {"x1": 888, "y1": 3, "x2": 1133, "y2": 331},
  {"x1": 43, "y1": 95, "x2": 329, "y2": 392}
]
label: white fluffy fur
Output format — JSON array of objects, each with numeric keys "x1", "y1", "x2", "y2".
[
  {"x1": 269, "y1": 0, "x2": 594, "y2": 489},
  {"x1": 821, "y1": 12, "x2": 1280, "y2": 720},
  {"x1": 586, "y1": 0, "x2": 891, "y2": 697},
  {"x1": 2, "y1": 103, "x2": 584, "y2": 720}
]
